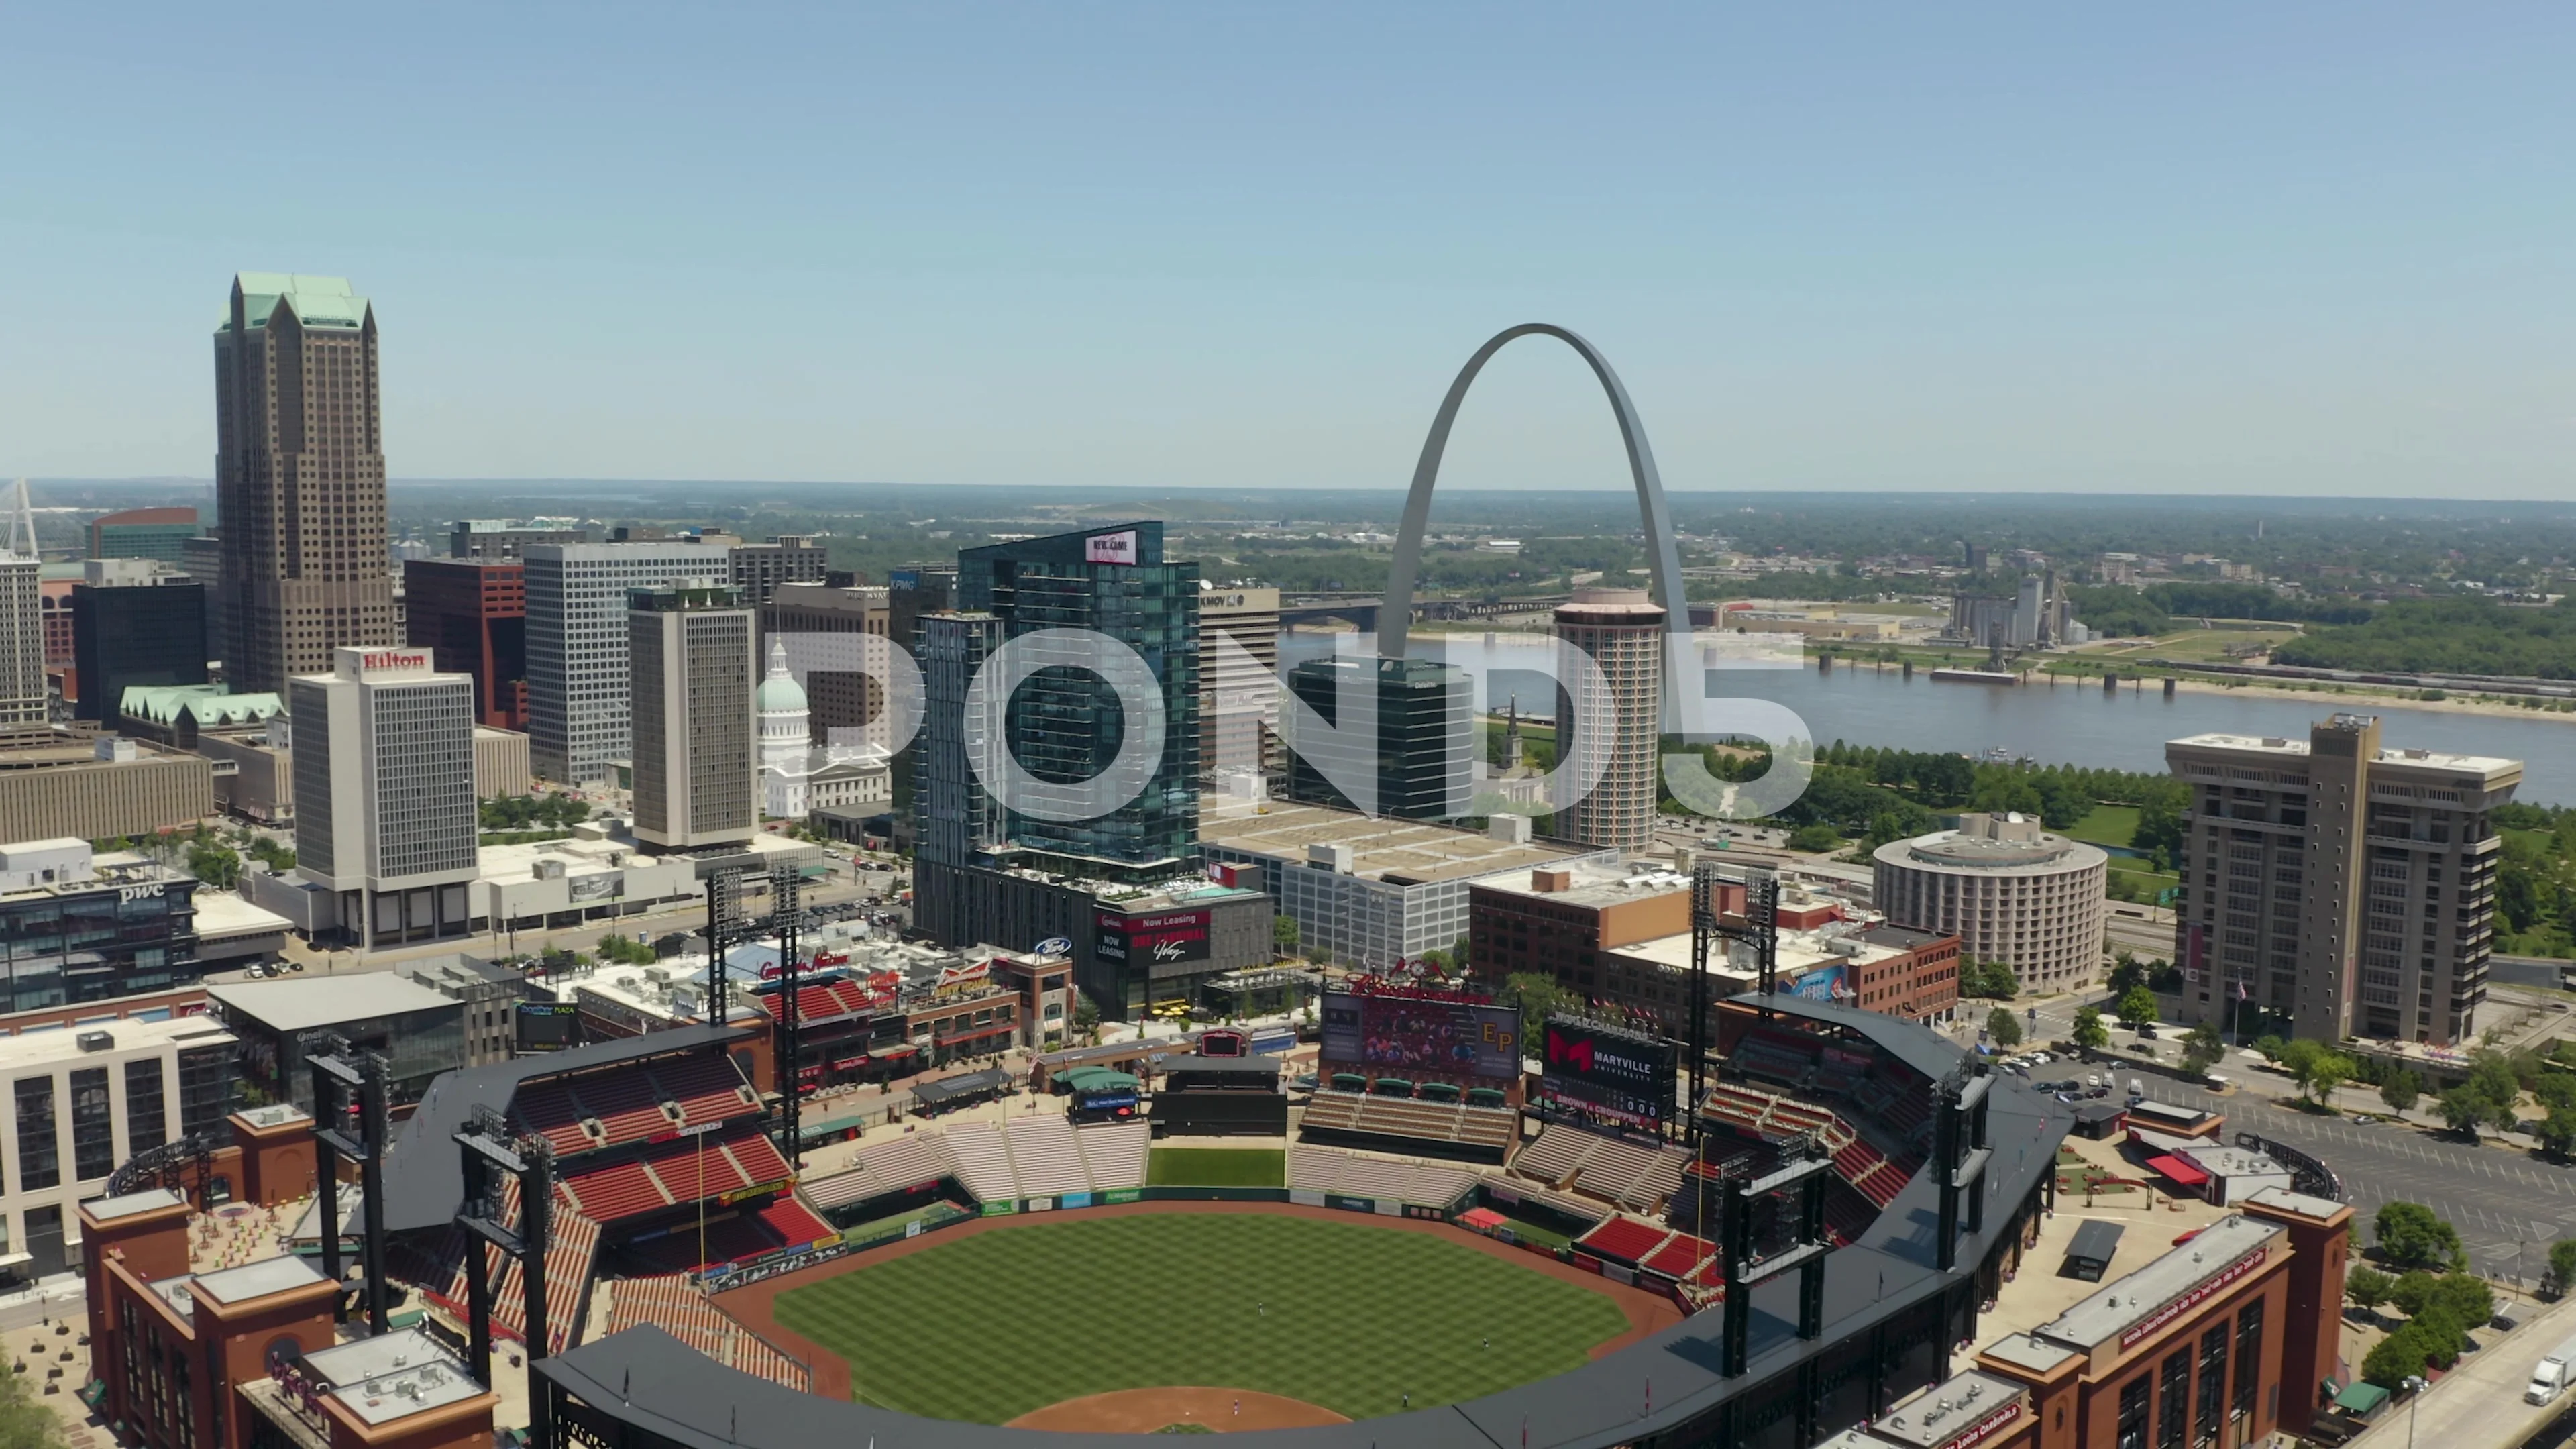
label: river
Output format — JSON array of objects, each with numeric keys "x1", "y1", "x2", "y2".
[{"x1": 1277, "y1": 632, "x2": 2576, "y2": 804}]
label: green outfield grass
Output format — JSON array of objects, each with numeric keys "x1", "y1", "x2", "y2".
[
  {"x1": 770, "y1": 1212, "x2": 1631, "y2": 1421},
  {"x1": 1146, "y1": 1147, "x2": 1286, "y2": 1187}
]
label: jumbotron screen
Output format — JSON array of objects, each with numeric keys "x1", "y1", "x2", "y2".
[
  {"x1": 1318, "y1": 985, "x2": 1519, "y2": 1081},
  {"x1": 1538, "y1": 1018, "x2": 1678, "y2": 1128}
]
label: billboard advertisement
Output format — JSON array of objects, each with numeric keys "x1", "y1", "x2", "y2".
[
  {"x1": 568, "y1": 872, "x2": 624, "y2": 904},
  {"x1": 1538, "y1": 1018, "x2": 1677, "y2": 1129},
  {"x1": 517, "y1": 1000, "x2": 580, "y2": 1053},
  {"x1": 1784, "y1": 963, "x2": 1847, "y2": 1003},
  {"x1": 1095, "y1": 908, "x2": 1210, "y2": 966},
  {"x1": 1318, "y1": 985, "x2": 1519, "y2": 1081}
]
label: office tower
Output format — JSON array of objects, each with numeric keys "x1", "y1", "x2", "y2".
[
  {"x1": 759, "y1": 580, "x2": 892, "y2": 753},
  {"x1": 1199, "y1": 585, "x2": 1280, "y2": 780},
  {"x1": 448, "y1": 519, "x2": 594, "y2": 559},
  {"x1": 213, "y1": 274, "x2": 399, "y2": 692},
  {"x1": 2167, "y1": 715, "x2": 2520, "y2": 1045},
  {"x1": 1552, "y1": 587, "x2": 1664, "y2": 849},
  {"x1": 1285, "y1": 655, "x2": 1470, "y2": 819},
  {"x1": 70, "y1": 568, "x2": 207, "y2": 722},
  {"x1": 910, "y1": 611, "x2": 1004, "y2": 944},
  {"x1": 627, "y1": 582, "x2": 756, "y2": 850},
  {"x1": 89, "y1": 508, "x2": 201, "y2": 565},
  {"x1": 885, "y1": 564, "x2": 957, "y2": 818},
  {"x1": 727, "y1": 534, "x2": 829, "y2": 607},
  {"x1": 950, "y1": 523, "x2": 1199, "y2": 875},
  {"x1": 0, "y1": 482, "x2": 42, "y2": 729},
  {"x1": 521, "y1": 539, "x2": 724, "y2": 784},
  {"x1": 402, "y1": 559, "x2": 527, "y2": 730},
  {"x1": 289, "y1": 647, "x2": 479, "y2": 949}
]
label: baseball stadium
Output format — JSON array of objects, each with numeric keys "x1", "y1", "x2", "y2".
[{"x1": 279, "y1": 976, "x2": 2070, "y2": 1449}]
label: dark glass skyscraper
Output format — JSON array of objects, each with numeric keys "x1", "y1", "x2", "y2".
[
  {"x1": 70, "y1": 580, "x2": 209, "y2": 723},
  {"x1": 1285, "y1": 655, "x2": 1472, "y2": 820}
]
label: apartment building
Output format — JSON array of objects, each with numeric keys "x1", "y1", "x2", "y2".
[
  {"x1": 2167, "y1": 715, "x2": 2519, "y2": 1045},
  {"x1": 1874, "y1": 812, "x2": 2108, "y2": 995}
]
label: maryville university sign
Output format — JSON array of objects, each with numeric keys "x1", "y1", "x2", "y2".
[{"x1": 2116, "y1": 1246, "x2": 2267, "y2": 1349}]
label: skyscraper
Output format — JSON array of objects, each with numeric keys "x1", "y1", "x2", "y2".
[
  {"x1": 1199, "y1": 585, "x2": 1280, "y2": 781},
  {"x1": 402, "y1": 559, "x2": 527, "y2": 731},
  {"x1": 627, "y1": 582, "x2": 757, "y2": 850},
  {"x1": 949, "y1": 522, "x2": 1199, "y2": 875},
  {"x1": 213, "y1": 274, "x2": 398, "y2": 692},
  {"x1": 288, "y1": 646, "x2": 479, "y2": 949},
  {"x1": 521, "y1": 539, "x2": 726, "y2": 784},
  {"x1": 70, "y1": 570, "x2": 207, "y2": 722},
  {"x1": 2167, "y1": 716, "x2": 2519, "y2": 1045},
  {"x1": 0, "y1": 480, "x2": 43, "y2": 730},
  {"x1": 1553, "y1": 588, "x2": 1665, "y2": 849},
  {"x1": 1285, "y1": 655, "x2": 1470, "y2": 820},
  {"x1": 88, "y1": 508, "x2": 201, "y2": 566},
  {"x1": 911, "y1": 524, "x2": 1199, "y2": 946}
]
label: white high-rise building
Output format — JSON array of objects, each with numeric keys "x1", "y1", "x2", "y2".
[
  {"x1": 629, "y1": 582, "x2": 757, "y2": 850},
  {"x1": 1553, "y1": 588, "x2": 1665, "y2": 849},
  {"x1": 0, "y1": 480, "x2": 44, "y2": 729},
  {"x1": 288, "y1": 646, "x2": 480, "y2": 950},
  {"x1": 756, "y1": 640, "x2": 890, "y2": 821},
  {"x1": 523, "y1": 539, "x2": 726, "y2": 784}
]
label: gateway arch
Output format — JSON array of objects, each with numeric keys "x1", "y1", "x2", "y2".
[{"x1": 1373, "y1": 323, "x2": 1811, "y2": 817}]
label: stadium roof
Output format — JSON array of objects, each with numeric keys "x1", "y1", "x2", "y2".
[
  {"x1": 1723, "y1": 990, "x2": 1961, "y2": 1083},
  {"x1": 536, "y1": 1001, "x2": 2078, "y2": 1449},
  {"x1": 911, "y1": 1067, "x2": 1015, "y2": 1108},
  {"x1": 379, "y1": 1024, "x2": 750, "y2": 1233}
]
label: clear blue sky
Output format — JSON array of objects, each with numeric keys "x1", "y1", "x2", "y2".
[{"x1": 5, "y1": 4, "x2": 2571, "y2": 496}]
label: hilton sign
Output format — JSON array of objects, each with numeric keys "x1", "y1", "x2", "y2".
[{"x1": 335, "y1": 646, "x2": 434, "y2": 680}]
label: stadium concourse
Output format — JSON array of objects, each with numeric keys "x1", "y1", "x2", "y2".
[{"x1": 535, "y1": 995, "x2": 2087, "y2": 1449}]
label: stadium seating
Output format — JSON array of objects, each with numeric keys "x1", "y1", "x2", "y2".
[
  {"x1": 650, "y1": 1055, "x2": 761, "y2": 1128},
  {"x1": 603, "y1": 1275, "x2": 810, "y2": 1391},
  {"x1": 751, "y1": 1195, "x2": 837, "y2": 1248},
  {"x1": 568, "y1": 1071, "x2": 674, "y2": 1147},
  {"x1": 941, "y1": 1123, "x2": 1020, "y2": 1202},
  {"x1": 1296, "y1": 1090, "x2": 1517, "y2": 1157},
  {"x1": 1074, "y1": 1120, "x2": 1150, "y2": 1191},
  {"x1": 723, "y1": 1131, "x2": 795, "y2": 1187},
  {"x1": 1640, "y1": 1231, "x2": 1723, "y2": 1286},
  {"x1": 1506, "y1": 1125, "x2": 1593, "y2": 1187},
  {"x1": 1570, "y1": 1214, "x2": 1672, "y2": 1267},
  {"x1": 510, "y1": 1081, "x2": 596, "y2": 1157},
  {"x1": 561, "y1": 1159, "x2": 674, "y2": 1223},
  {"x1": 1287, "y1": 1146, "x2": 1477, "y2": 1208},
  {"x1": 1003, "y1": 1116, "x2": 1091, "y2": 1199},
  {"x1": 416, "y1": 1176, "x2": 603, "y2": 1354},
  {"x1": 1480, "y1": 1177, "x2": 1607, "y2": 1229}
]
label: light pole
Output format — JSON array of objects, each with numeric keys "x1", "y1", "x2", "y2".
[{"x1": 2402, "y1": 1374, "x2": 2428, "y2": 1449}]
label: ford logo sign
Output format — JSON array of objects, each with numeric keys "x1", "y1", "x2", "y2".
[{"x1": 1033, "y1": 936, "x2": 1074, "y2": 957}]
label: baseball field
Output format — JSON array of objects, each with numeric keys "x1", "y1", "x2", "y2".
[{"x1": 765, "y1": 1208, "x2": 1640, "y2": 1423}]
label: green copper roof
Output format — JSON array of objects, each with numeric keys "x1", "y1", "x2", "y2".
[
  {"x1": 120, "y1": 682, "x2": 283, "y2": 728},
  {"x1": 222, "y1": 272, "x2": 368, "y2": 331}
]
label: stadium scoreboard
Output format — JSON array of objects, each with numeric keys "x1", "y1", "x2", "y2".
[
  {"x1": 1318, "y1": 981, "x2": 1519, "y2": 1080},
  {"x1": 1538, "y1": 1017, "x2": 1678, "y2": 1128}
]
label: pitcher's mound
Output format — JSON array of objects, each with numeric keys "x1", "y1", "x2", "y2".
[{"x1": 1008, "y1": 1388, "x2": 1350, "y2": 1432}]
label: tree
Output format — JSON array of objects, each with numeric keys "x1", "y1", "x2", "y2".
[
  {"x1": 2106, "y1": 953, "x2": 2145, "y2": 996},
  {"x1": 1987, "y1": 1008, "x2": 2023, "y2": 1049},
  {"x1": 2298, "y1": 1049, "x2": 2354, "y2": 1108},
  {"x1": 1787, "y1": 823, "x2": 1845, "y2": 854},
  {"x1": 2379, "y1": 1069, "x2": 2423, "y2": 1116},
  {"x1": 2427, "y1": 1272, "x2": 2495, "y2": 1331},
  {"x1": 2072, "y1": 1007, "x2": 2110, "y2": 1057},
  {"x1": 2361, "y1": 1324, "x2": 2434, "y2": 1390},
  {"x1": 0, "y1": 1354, "x2": 66, "y2": 1449},
  {"x1": 2385, "y1": 1270, "x2": 2439, "y2": 1319},
  {"x1": 1272, "y1": 914, "x2": 1300, "y2": 955},
  {"x1": 2343, "y1": 1265, "x2": 2395, "y2": 1316},
  {"x1": 2278, "y1": 1038, "x2": 2324, "y2": 1081},
  {"x1": 2375, "y1": 1201, "x2": 2469, "y2": 1272},
  {"x1": 1497, "y1": 972, "x2": 1578, "y2": 1030},
  {"x1": 2547, "y1": 1238, "x2": 2576, "y2": 1299},
  {"x1": 2115, "y1": 985, "x2": 2159, "y2": 1029},
  {"x1": 185, "y1": 841, "x2": 241, "y2": 890},
  {"x1": 2438, "y1": 1085, "x2": 2489, "y2": 1138},
  {"x1": 2251, "y1": 1034, "x2": 2288, "y2": 1064},
  {"x1": 2536, "y1": 1107, "x2": 2576, "y2": 1159},
  {"x1": 2180, "y1": 1023, "x2": 2225, "y2": 1077}
]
